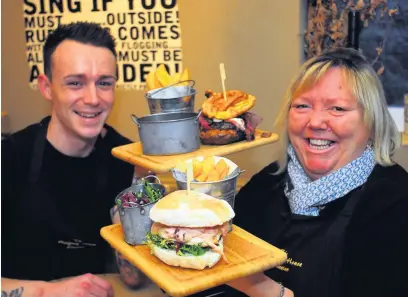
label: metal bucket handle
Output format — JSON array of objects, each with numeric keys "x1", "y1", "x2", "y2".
[
  {"x1": 131, "y1": 114, "x2": 140, "y2": 127},
  {"x1": 195, "y1": 110, "x2": 203, "y2": 123},
  {"x1": 146, "y1": 80, "x2": 196, "y2": 98},
  {"x1": 140, "y1": 175, "x2": 162, "y2": 185}
]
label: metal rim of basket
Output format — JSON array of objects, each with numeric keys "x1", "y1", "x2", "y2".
[
  {"x1": 115, "y1": 175, "x2": 163, "y2": 208},
  {"x1": 146, "y1": 79, "x2": 196, "y2": 98}
]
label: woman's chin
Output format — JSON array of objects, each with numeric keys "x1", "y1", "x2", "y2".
[{"x1": 303, "y1": 161, "x2": 336, "y2": 180}]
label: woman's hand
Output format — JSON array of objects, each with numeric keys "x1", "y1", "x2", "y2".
[
  {"x1": 227, "y1": 273, "x2": 294, "y2": 297},
  {"x1": 43, "y1": 273, "x2": 114, "y2": 297}
]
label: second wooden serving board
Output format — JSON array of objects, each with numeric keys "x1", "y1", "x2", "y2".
[{"x1": 111, "y1": 130, "x2": 279, "y2": 173}]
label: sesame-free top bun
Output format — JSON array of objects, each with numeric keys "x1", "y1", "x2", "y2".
[{"x1": 150, "y1": 190, "x2": 235, "y2": 227}]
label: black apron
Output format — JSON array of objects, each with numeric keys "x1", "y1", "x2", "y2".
[
  {"x1": 264, "y1": 186, "x2": 363, "y2": 297},
  {"x1": 9, "y1": 117, "x2": 112, "y2": 280},
  {"x1": 206, "y1": 181, "x2": 364, "y2": 297}
]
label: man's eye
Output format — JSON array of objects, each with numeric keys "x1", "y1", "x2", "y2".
[
  {"x1": 98, "y1": 81, "x2": 113, "y2": 86},
  {"x1": 67, "y1": 81, "x2": 82, "y2": 87},
  {"x1": 332, "y1": 106, "x2": 346, "y2": 111}
]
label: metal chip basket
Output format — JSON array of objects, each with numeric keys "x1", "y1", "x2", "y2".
[{"x1": 145, "y1": 80, "x2": 196, "y2": 114}]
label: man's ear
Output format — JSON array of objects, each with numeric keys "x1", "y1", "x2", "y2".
[{"x1": 37, "y1": 74, "x2": 52, "y2": 101}]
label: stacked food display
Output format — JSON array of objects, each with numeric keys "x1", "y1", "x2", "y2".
[{"x1": 101, "y1": 65, "x2": 285, "y2": 297}]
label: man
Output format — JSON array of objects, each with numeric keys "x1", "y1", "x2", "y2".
[{"x1": 1, "y1": 22, "x2": 143, "y2": 297}]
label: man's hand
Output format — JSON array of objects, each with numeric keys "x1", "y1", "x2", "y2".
[{"x1": 44, "y1": 273, "x2": 114, "y2": 297}]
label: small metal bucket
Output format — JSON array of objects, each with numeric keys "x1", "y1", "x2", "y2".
[
  {"x1": 145, "y1": 80, "x2": 196, "y2": 114},
  {"x1": 131, "y1": 111, "x2": 201, "y2": 156},
  {"x1": 115, "y1": 176, "x2": 166, "y2": 246}
]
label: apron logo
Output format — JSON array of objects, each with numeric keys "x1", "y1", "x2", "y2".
[
  {"x1": 58, "y1": 239, "x2": 96, "y2": 249},
  {"x1": 277, "y1": 249, "x2": 303, "y2": 272}
]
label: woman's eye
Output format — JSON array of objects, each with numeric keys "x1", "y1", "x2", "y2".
[{"x1": 293, "y1": 104, "x2": 309, "y2": 109}]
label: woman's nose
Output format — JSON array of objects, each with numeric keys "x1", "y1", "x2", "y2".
[
  {"x1": 307, "y1": 110, "x2": 329, "y2": 130},
  {"x1": 83, "y1": 85, "x2": 99, "y2": 106}
]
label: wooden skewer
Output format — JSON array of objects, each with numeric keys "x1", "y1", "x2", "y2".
[
  {"x1": 186, "y1": 161, "x2": 193, "y2": 195},
  {"x1": 219, "y1": 63, "x2": 227, "y2": 102}
]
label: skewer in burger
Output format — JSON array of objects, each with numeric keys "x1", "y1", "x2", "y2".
[
  {"x1": 145, "y1": 190, "x2": 234, "y2": 270},
  {"x1": 198, "y1": 90, "x2": 263, "y2": 145}
]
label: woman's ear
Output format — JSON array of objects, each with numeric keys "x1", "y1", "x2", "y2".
[{"x1": 37, "y1": 74, "x2": 52, "y2": 101}]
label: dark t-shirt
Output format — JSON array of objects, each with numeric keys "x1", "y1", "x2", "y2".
[
  {"x1": 1, "y1": 117, "x2": 134, "y2": 281},
  {"x1": 202, "y1": 162, "x2": 408, "y2": 297}
]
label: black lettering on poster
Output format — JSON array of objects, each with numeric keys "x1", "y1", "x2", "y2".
[
  {"x1": 24, "y1": 15, "x2": 63, "y2": 28},
  {"x1": 116, "y1": 25, "x2": 180, "y2": 41},
  {"x1": 27, "y1": 52, "x2": 43, "y2": 63},
  {"x1": 29, "y1": 65, "x2": 41, "y2": 83},
  {"x1": 116, "y1": 63, "x2": 180, "y2": 83},
  {"x1": 128, "y1": 0, "x2": 177, "y2": 10},
  {"x1": 25, "y1": 29, "x2": 55, "y2": 43},
  {"x1": 92, "y1": 0, "x2": 113, "y2": 12},
  {"x1": 23, "y1": 0, "x2": 81, "y2": 15},
  {"x1": 106, "y1": 11, "x2": 175, "y2": 25},
  {"x1": 163, "y1": 49, "x2": 181, "y2": 61}
]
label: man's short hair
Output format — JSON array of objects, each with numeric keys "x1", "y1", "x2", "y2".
[{"x1": 43, "y1": 22, "x2": 117, "y2": 80}]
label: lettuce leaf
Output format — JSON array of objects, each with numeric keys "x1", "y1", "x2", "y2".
[{"x1": 144, "y1": 232, "x2": 211, "y2": 256}]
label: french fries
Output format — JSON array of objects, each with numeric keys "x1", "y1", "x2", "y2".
[
  {"x1": 146, "y1": 64, "x2": 190, "y2": 91},
  {"x1": 175, "y1": 157, "x2": 231, "y2": 182}
]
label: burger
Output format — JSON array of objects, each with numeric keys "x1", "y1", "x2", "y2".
[
  {"x1": 145, "y1": 190, "x2": 235, "y2": 270},
  {"x1": 198, "y1": 89, "x2": 263, "y2": 145}
]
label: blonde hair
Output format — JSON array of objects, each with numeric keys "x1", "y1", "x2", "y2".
[{"x1": 273, "y1": 48, "x2": 401, "y2": 174}]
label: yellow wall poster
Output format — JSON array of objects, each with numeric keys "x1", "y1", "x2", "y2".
[{"x1": 22, "y1": 0, "x2": 183, "y2": 90}]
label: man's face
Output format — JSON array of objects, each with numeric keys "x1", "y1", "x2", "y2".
[{"x1": 43, "y1": 40, "x2": 116, "y2": 140}]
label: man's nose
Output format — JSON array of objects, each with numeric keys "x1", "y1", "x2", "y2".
[
  {"x1": 83, "y1": 85, "x2": 99, "y2": 106},
  {"x1": 308, "y1": 109, "x2": 329, "y2": 130}
]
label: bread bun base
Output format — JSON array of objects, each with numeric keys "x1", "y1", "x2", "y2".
[{"x1": 151, "y1": 241, "x2": 223, "y2": 270}]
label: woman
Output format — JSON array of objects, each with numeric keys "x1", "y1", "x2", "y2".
[{"x1": 224, "y1": 47, "x2": 408, "y2": 297}]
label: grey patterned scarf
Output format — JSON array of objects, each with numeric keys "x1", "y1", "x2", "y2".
[{"x1": 284, "y1": 144, "x2": 376, "y2": 216}]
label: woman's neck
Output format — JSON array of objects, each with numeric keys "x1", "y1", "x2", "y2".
[{"x1": 46, "y1": 116, "x2": 97, "y2": 158}]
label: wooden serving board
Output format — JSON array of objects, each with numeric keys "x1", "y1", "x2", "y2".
[
  {"x1": 101, "y1": 224, "x2": 287, "y2": 297},
  {"x1": 111, "y1": 130, "x2": 279, "y2": 173}
]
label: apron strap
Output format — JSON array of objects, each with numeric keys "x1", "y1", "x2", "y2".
[
  {"x1": 28, "y1": 117, "x2": 109, "y2": 186},
  {"x1": 27, "y1": 117, "x2": 109, "y2": 238},
  {"x1": 28, "y1": 117, "x2": 49, "y2": 184},
  {"x1": 316, "y1": 185, "x2": 364, "y2": 297}
]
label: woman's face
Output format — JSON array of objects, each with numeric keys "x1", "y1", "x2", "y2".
[{"x1": 288, "y1": 68, "x2": 370, "y2": 180}]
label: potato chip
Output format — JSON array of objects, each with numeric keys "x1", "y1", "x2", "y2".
[
  {"x1": 155, "y1": 64, "x2": 172, "y2": 87},
  {"x1": 196, "y1": 172, "x2": 208, "y2": 182},
  {"x1": 206, "y1": 170, "x2": 220, "y2": 182},
  {"x1": 192, "y1": 159, "x2": 203, "y2": 178},
  {"x1": 201, "y1": 156, "x2": 215, "y2": 175},
  {"x1": 215, "y1": 159, "x2": 228, "y2": 175}
]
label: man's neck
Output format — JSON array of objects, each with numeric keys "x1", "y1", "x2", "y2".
[{"x1": 46, "y1": 115, "x2": 97, "y2": 157}]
